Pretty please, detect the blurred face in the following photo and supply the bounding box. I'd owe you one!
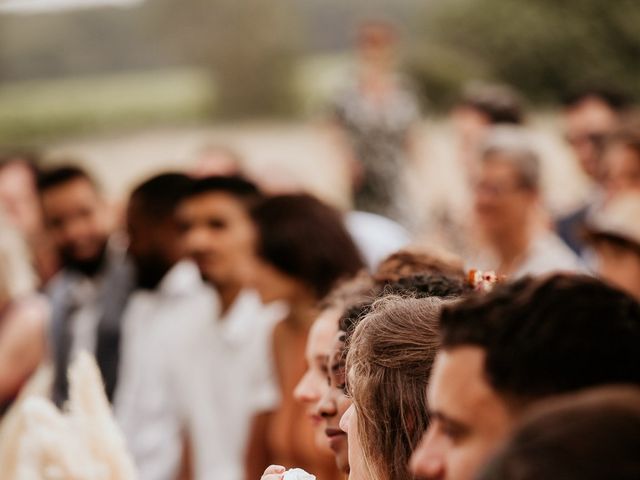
[357,24,395,64]
[178,192,255,287]
[318,332,352,473]
[41,178,109,271]
[452,106,491,151]
[0,161,42,236]
[340,403,367,480]
[474,157,536,238]
[294,309,340,450]
[563,97,618,180]
[602,144,640,198]
[127,199,183,286]
[595,241,640,300]
[410,347,515,480]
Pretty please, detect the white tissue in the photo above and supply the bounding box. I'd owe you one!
[283,468,316,480]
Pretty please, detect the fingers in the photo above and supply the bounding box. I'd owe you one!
[261,464,286,480]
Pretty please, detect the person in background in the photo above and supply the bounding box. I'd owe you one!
[556,89,628,254]
[341,295,447,480]
[113,173,208,480]
[470,127,582,277]
[329,20,421,227]
[172,176,286,480]
[409,274,640,480]
[245,194,364,480]
[585,192,640,300]
[0,213,48,417]
[477,386,640,480]
[0,151,58,284]
[38,165,133,407]
[426,83,524,256]
[452,83,524,177]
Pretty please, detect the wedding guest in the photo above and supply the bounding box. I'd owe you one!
[113,173,207,480]
[340,295,447,480]
[470,127,582,277]
[410,274,640,480]
[38,165,133,407]
[329,20,421,226]
[245,194,364,480]
[173,176,286,480]
[557,89,628,254]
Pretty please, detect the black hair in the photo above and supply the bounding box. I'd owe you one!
[440,274,640,403]
[339,273,470,343]
[130,172,193,222]
[250,193,365,299]
[37,165,98,193]
[181,175,262,208]
[458,84,524,125]
[562,88,630,112]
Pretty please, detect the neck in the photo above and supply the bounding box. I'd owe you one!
[491,225,531,275]
[286,295,317,331]
[217,282,243,315]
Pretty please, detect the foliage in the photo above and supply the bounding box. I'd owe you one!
[415,0,640,107]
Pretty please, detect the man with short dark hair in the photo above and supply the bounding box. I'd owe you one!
[409,273,640,480]
[39,165,133,406]
[168,175,286,480]
[113,172,211,480]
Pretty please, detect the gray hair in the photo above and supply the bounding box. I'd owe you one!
[481,126,541,190]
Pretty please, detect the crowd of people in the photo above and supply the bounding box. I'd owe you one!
[1,19,640,480]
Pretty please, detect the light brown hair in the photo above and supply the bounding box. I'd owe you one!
[346,295,447,480]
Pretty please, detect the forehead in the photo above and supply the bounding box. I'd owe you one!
[42,178,100,206]
[429,347,507,420]
[308,309,341,356]
[564,98,618,130]
[480,156,519,182]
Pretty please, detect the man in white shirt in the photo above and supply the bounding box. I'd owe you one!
[172,176,285,480]
[111,173,206,480]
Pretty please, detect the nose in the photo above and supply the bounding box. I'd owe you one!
[184,226,212,254]
[317,387,337,418]
[409,426,446,479]
[293,370,319,404]
[339,404,354,433]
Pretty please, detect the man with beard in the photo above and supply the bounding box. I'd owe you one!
[38,165,133,406]
[113,172,212,480]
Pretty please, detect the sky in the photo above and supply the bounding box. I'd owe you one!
[0,0,143,14]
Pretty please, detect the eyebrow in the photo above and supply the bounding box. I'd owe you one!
[428,410,467,429]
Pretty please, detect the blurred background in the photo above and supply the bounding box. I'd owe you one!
[2,0,640,212]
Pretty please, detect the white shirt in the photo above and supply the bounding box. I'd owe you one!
[345,211,411,271]
[470,231,585,279]
[114,261,214,480]
[168,289,286,480]
[511,231,585,279]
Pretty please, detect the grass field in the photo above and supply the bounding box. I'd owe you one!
[0,67,216,146]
